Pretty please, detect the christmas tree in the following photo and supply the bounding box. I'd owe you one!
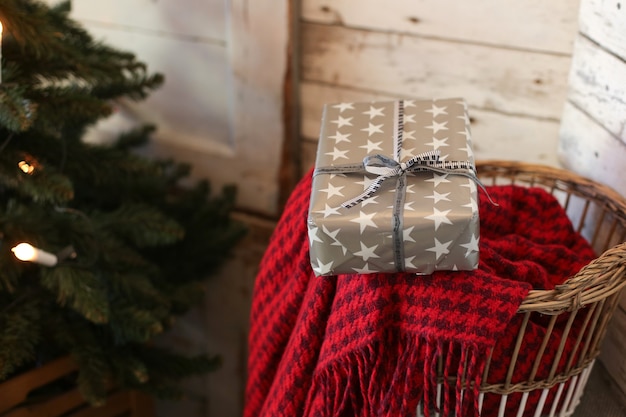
[0,0,245,405]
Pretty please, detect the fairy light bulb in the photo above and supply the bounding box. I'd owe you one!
[11,243,58,266]
[18,161,35,174]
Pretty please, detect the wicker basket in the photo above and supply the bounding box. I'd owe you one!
[417,161,626,417]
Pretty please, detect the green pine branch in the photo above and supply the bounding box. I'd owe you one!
[0,296,41,379]
[40,266,110,324]
[0,0,246,405]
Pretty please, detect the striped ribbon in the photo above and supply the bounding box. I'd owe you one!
[314,150,490,209]
[340,150,480,208]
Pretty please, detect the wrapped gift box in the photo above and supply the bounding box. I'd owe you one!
[307,98,480,276]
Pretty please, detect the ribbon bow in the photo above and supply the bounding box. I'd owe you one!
[340,150,492,209]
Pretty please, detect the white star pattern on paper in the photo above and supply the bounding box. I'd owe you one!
[315,204,341,218]
[427,238,452,260]
[356,175,376,190]
[425,137,449,148]
[457,127,471,139]
[325,147,349,161]
[457,112,470,125]
[328,131,351,144]
[404,114,416,124]
[354,242,380,261]
[404,201,415,211]
[313,259,334,275]
[350,210,378,233]
[363,105,385,119]
[320,183,345,198]
[361,195,380,207]
[405,184,417,194]
[463,197,478,213]
[333,102,354,112]
[425,120,448,133]
[329,173,346,180]
[308,226,323,244]
[426,104,448,118]
[331,116,353,128]
[404,100,416,107]
[322,225,348,255]
[425,207,453,230]
[425,191,451,204]
[403,226,416,242]
[359,140,383,153]
[353,263,377,274]
[403,130,416,140]
[425,173,451,187]
[461,178,477,194]
[458,143,474,158]
[460,234,480,257]
[361,123,384,136]
[404,256,418,269]
[400,147,417,160]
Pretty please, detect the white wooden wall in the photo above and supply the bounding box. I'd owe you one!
[70,0,290,217]
[298,0,625,403]
[299,0,581,171]
[560,0,626,400]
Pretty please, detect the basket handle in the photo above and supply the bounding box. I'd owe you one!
[554,242,626,308]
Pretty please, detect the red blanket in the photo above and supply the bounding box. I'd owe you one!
[244,171,596,417]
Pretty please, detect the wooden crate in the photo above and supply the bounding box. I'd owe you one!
[0,356,154,417]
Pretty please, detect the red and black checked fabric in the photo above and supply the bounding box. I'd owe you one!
[244,170,596,417]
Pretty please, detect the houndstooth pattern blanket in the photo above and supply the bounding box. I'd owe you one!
[244,170,596,417]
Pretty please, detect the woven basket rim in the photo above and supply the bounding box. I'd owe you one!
[476,160,626,314]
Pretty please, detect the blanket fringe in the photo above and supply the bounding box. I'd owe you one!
[303,331,488,417]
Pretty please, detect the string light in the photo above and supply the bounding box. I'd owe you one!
[11,243,58,266]
[18,161,35,174]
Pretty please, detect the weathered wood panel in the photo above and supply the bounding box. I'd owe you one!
[567,35,626,144]
[301,22,572,120]
[73,1,291,216]
[559,102,626,197]
[299,82,561,172]
[72,0,226,42]
[303,0,580,54]
[579,0,626,61]
[560,0,626,405]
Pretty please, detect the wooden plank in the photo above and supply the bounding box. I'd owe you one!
[226,0,290,215]
[299,81,561,170]
[579,0,626,62]
[68,391,131,417]
[558,102,626,197]
[79,24,232,154]
[0,356,77,414]
[302,0,580,55]
[3,388,84,417]
[78,1,291,216]
[301,22,572,120]
[71,0,226,43]
[129,391,155,417]
[567,35,626,145]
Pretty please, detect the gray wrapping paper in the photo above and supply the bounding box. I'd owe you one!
[308,98,479,276]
